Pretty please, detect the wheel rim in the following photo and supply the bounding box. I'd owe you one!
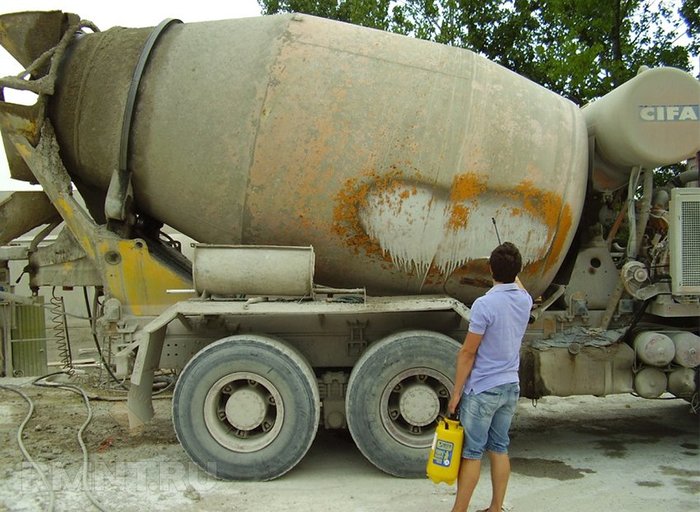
[379,367,451,448]
[203,372,284,453]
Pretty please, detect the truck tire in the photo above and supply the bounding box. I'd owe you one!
[172,334,320,481]
[346,330,460,477]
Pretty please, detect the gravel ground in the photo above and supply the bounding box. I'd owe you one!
[0,372,698,512]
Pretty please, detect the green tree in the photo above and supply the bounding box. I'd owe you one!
[258,0,694,104]
[259,0,392,29]
[530,0,692,103]
[680,0,699,55]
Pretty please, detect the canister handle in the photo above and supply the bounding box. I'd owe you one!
[438,413,460,428]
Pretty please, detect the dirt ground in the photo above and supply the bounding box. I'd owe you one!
[0,370,698,512]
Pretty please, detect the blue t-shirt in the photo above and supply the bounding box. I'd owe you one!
[464,282,533,395]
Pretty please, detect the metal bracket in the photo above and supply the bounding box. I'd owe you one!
[347,320,368,357]
[105,169,134,223]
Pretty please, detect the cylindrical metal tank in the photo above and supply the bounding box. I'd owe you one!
[633,367,667,399]
[667,367,696,398]
[48,13,588,302]
[192,245,315,296]
[633,331,676,367]
[584,67,700,169]
[583,67,700,191]
[669,331,700,368]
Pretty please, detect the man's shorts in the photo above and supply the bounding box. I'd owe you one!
[459,382,520,460]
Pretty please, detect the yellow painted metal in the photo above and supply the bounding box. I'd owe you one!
[97,239,194,316]
[6,126,193,317]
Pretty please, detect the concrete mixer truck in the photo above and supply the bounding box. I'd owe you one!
[0,10,699,481]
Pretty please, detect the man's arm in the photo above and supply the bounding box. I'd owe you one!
[447,331,483,415]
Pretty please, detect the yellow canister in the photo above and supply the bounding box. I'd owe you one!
[426,417,464,485]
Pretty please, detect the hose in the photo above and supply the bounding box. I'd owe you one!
[621,299,652,349]
[1,373,169,511]
[33,372,111,512]
[0,383,55,512]
[605,206,626,250]
[626,166,641,259]
[634,168,654,257]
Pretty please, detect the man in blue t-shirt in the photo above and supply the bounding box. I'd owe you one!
[447,242,533,512]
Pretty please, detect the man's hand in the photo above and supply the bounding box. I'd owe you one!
[447,394,460,416]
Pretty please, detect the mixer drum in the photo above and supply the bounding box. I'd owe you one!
[49,13,588,302]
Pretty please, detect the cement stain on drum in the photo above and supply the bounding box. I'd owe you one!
[510,457,595,480]
[333,168,572,281]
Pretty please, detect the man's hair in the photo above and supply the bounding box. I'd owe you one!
[489,242,522,283]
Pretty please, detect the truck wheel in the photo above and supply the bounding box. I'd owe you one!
[172,334,320,481]
[346,330,460,477]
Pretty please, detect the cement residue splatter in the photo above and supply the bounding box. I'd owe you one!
[577,418,683,462]
[660,466,700,495]
[636,480,663,488]
[595,439,628,459]
[672,478,700,495]
[510,458,595,480]
[660,466,700,478]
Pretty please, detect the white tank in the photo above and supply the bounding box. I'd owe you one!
[667,368,697,397]
[633,367,667,398]
[584,68,700,168]
[633,332,675,367]
[670,332,700,368]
